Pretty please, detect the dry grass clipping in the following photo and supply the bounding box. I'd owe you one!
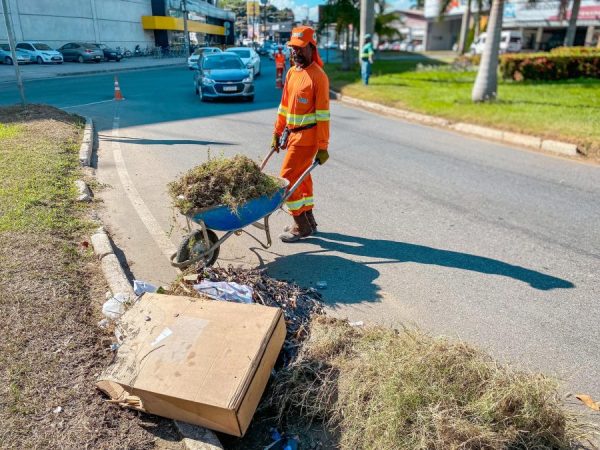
[168,154,282,214]
[267,317,592,450]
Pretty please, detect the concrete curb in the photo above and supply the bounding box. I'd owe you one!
[80,120,223,450]
[55,61,186,79]
[79,117,94,166]
[330,89,580,157]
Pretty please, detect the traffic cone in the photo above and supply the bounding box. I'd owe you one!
[114,76,124,101]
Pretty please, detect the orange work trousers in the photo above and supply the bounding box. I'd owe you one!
[280,144,317,216]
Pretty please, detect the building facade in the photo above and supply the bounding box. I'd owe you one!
[0,0,234,51]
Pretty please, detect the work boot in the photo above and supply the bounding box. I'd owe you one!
[284,209,318,233]
[279,212,312,243]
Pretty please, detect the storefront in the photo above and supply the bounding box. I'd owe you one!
[144,0,235,51]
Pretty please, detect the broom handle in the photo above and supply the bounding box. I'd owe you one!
[260,149,276,171]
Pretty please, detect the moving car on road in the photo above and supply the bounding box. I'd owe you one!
[0,44,31,65]
[470,31,522,55]
[16,42,63,64]
[225,47,261,76]
[187,46,222,69]
[58,42,104,63]
[193,52,254,102]
[92,43,122,62]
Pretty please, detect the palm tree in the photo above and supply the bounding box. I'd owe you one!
[471,0,503,101]
[561,0,582,47]
[438,0,488,55]
[375,0,400,42]
[320,0,359,70]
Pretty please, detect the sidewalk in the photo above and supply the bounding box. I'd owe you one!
[0,56,186,83]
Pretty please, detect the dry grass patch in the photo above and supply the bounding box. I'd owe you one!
[267,317,593,450]
[0,105,178,449]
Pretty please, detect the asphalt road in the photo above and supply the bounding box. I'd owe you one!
[1,60,599,404]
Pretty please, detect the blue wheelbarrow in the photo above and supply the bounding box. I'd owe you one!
[170,150,318,269]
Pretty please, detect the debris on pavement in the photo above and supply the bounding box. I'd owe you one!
[101,292,129,320]
[133,279,157,296]
[97,293,286,437]
[576,394,600,411]
[52,406,62,414]
[170,265,324,363]
[168,154,283,213]
[193,280,254,303]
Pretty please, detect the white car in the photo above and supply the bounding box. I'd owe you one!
[16,41,63,64]
[470,31,522,55]
[187,47,222,69]
[226,47,261,76]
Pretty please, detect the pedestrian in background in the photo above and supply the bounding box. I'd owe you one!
[361,34,374,85]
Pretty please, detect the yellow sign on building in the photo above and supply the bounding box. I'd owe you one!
[247,1,260,17]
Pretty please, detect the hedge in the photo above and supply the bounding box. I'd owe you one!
[500,51,600,81]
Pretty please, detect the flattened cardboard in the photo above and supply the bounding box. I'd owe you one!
[97,293,286,436]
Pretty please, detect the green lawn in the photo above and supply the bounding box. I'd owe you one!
[326,59,600,158]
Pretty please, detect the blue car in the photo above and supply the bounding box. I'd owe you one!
[0,44,31,65]
[194,53,254,102]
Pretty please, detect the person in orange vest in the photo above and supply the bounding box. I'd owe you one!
[274,45,286,88]
[271,26,330,243]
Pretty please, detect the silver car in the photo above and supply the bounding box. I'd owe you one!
[194,53,254,102]
[0,44,31,65]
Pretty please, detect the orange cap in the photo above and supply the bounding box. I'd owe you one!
[287,26,316,48]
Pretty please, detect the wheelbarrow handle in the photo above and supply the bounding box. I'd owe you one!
[282,160,319,203]
[260,148,276,171]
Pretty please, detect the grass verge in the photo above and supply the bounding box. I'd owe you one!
[0,105,178,449]
[326,59,600,159]
[264,317,594,449]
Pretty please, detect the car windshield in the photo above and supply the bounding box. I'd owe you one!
[229,49,251,58]
[33,43,52,50]
[203,55,243,70]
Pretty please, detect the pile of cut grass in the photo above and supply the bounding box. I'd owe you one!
[168,154,282,214]
[267,317,590,449]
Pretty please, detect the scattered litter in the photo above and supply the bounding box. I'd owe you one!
[133,280,157,296]
[53,406,62,414]
[576,394,600,411]
[316,281,327,290]
[264,429,300,450]
[81,241,89,249]
[193,281,254,304]
[150,327,173,346]
[97,318,109,329]
[114,327,124,343]
[172,266,324,364]
[183,274,198,282]
[349,320,364,327]
[102,293,129,320]
[145,316,151,321]
[109,343,120,352]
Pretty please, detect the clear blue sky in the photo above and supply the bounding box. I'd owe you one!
[270,0,413,22]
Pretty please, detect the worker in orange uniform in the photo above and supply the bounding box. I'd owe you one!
[271,26,330,243]
[274,45,286,88]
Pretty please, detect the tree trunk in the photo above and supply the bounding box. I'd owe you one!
[472,0,503,101]
[342,26,351,70]
[458,0,472,54]
[564,0,581,47]
[474,9,480,37]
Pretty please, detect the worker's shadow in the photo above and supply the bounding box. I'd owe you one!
[265,231,574,306]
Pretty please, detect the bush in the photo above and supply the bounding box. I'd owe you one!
[550,46,600,56]
[501,51,600,81]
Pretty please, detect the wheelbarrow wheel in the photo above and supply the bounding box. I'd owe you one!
[175,229,220,268]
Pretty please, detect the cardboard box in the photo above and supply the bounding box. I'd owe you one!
[97,293,286,436]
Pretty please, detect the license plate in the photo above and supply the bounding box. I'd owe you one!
[52,57,61,60]
[222,86,237,92]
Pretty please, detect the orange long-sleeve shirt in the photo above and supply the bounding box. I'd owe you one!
[274,62,330,150]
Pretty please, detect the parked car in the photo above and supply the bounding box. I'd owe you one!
[187,46,222,69]
[470,31,522,55]
[0,44,31,65]
[92,43,122,62]
[194,52,254,102]
[226,47,261,76]
[58,42,104,63]
[16,41,63,64]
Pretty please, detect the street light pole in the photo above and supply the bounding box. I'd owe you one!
[359,0,375,62]
[1,0,25,105]
[182,0,190,55]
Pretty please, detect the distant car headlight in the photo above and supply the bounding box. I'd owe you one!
[202,77,215,85]
[246,63,253,69]
[243,76,253,83]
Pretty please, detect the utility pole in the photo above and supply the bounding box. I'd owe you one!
[182,0,190,55]
[1,0,25,105]
[359,0,375,63]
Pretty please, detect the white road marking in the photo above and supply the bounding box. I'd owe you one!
[111,112,177,261]
[62,99,115,109]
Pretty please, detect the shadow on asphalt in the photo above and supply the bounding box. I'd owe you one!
[265,231,574,305]
[102,135,237,146]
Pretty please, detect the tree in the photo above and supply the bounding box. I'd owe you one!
[471,0,503,101]
[374,0,400,41]
[320,0,360,70]
[561,0,581,47]
[438,0,488,54]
